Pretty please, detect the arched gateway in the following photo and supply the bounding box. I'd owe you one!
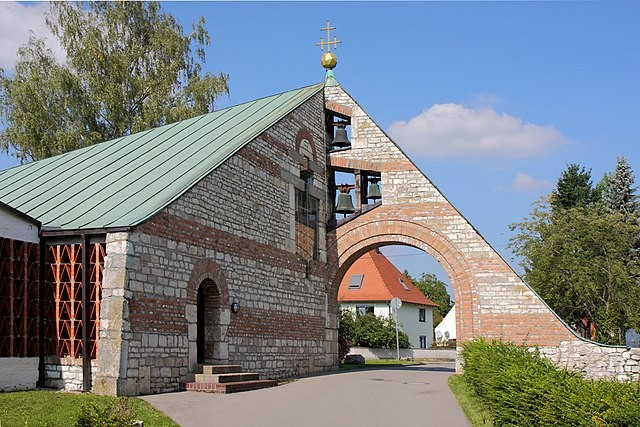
[323,83,637,380]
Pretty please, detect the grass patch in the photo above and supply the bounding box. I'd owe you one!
[448,375,494,427]
[339,359,424,370]
[0,390,177,427]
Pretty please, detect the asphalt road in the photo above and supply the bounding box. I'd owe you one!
[143,362,470,427]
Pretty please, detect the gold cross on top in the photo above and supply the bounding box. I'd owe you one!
[316,20,341,52]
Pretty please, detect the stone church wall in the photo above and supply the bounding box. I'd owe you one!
[94,91,333,395]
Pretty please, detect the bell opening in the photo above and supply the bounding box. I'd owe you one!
[331,122,351,150]
[335,185,356,216]
[366,177,382,201]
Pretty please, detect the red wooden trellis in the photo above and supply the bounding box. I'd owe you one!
[0,237,39,357]
[89,243,105,359]
[45,242,104,359]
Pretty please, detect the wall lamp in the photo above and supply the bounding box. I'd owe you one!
[231,301,240,313]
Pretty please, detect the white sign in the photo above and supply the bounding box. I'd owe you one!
[391,297,402,311]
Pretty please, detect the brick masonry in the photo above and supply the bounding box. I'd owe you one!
[94,91,334,395]
[90,82,637,396]
[323,83,639,382]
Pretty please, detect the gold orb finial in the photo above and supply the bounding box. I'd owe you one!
[321,52,337,69]
[316,20,341,70]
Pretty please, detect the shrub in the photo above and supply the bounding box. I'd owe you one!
[339,310,410,351]
[76,398,136,427]
[338,309,355,361]
[461,340,640,426]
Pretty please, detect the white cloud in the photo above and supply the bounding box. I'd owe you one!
[387,103,568,160]
[0,2,65,70]
[506,172,551,192]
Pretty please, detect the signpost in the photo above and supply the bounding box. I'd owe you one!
[390,297,402,360]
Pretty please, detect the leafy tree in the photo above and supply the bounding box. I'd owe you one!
[510,200,640,344]
[339,310,409,349]
[403,269,452,325]
[602,156,640,216]
[0,1,229,162]
[338,308,355,361]
[550,163,599,213]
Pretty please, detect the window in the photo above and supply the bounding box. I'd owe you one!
[295,181,319,262]
[419,335,427,349]
[356,305,374,316]
[398,277,410,291]
[419,308,426,322]
[348,274,364,289]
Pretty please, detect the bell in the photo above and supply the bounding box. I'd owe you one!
[367,178,382,201]
[335,188,355,215]
[331,124,351,149]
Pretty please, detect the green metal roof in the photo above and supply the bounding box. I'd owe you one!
[0,82,323,231]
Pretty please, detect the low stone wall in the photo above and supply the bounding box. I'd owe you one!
[0,357,39,391]
[540,340,640,382]
[349,347,456,361]
[45,357,97,391]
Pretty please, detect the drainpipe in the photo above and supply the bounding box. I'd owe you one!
[81,234,91,391]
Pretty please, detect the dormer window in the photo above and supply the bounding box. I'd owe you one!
[348,274,364,289]
[398,277,410,291]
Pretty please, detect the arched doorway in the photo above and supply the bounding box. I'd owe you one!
[186,259,231,370]
[194,278,226,365]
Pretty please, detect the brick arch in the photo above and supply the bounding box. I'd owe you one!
[326,219,478,343]
[295,128,317,162]
[186,259,230,368]
[187,259,230,306]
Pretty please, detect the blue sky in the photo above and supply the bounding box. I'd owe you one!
[1,1,639,297]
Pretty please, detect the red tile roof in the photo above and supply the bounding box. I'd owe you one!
[338,249,438,306]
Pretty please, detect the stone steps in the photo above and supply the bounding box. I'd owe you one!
[194,372,259,383]
[185,379,278,394]
[185,364,277,394]
[195,364,243,375]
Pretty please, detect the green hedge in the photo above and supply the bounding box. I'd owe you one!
[461,340,640,426]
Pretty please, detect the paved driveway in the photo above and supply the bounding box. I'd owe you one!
[143,362,469,427]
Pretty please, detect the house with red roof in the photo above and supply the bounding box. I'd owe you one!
[338,249,439,349]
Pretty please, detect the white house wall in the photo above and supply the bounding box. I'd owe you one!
[397,303,434,348]
[0,206,38,243]
[0,357,39,391]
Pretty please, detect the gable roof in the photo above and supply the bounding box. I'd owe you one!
[0,83,323,231]
[338,249,438,306]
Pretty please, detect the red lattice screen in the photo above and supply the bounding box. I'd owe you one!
[89,243,105,359]
[45,242,104,359]
[0,237,40,357]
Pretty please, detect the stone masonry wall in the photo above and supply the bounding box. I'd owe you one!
[324,84,639,381]
[44,357,97,391]
[95,91,334,395]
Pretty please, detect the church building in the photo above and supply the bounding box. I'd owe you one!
[1,24,638,395]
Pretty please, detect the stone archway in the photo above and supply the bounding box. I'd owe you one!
[325,218,482,372]
[326,219,477,335]
[324,206,581,371]
[186,259,230,370]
